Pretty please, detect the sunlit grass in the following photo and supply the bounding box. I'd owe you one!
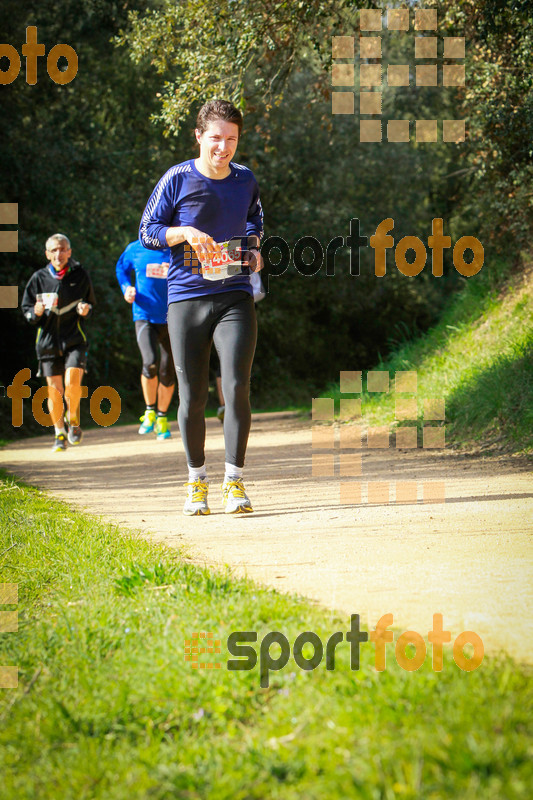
[1,470,532,798]
[327,257,533,454]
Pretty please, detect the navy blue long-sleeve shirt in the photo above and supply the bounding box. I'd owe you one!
[139,159,263,303]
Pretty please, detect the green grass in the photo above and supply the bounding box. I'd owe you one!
[326,256,533,455]
[1,470,532,799]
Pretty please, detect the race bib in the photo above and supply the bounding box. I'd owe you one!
[36,292,58,310]
[201,240,243,281]
[146,262,169,279]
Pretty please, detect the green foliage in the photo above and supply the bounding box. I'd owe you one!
[1,0,531,433]
[0,0,181,431]
[116,0,357,134]
[1,470,532,798]
[440,0,533,251]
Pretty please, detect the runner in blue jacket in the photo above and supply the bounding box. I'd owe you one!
[116,240,175,439]
[139,99,263,515]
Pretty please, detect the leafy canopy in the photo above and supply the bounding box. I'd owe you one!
[116,0,359,134]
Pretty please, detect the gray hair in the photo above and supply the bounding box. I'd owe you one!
[46,233,71,250]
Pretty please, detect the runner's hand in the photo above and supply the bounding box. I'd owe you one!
[243,248,263,273]
[34,301,45,316]
[77,302,91,316]
[124,286,136,303]
[185,227,223,263]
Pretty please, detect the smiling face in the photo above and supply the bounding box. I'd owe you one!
[45,238,71,270]
[195,119,239,178]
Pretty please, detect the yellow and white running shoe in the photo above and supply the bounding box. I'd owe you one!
[221,478,254,514]
[183,478,210,516]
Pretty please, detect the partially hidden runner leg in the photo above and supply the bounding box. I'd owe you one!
[154,324,176,440]
[65,366,85,444]
[136,320,158,434]
[45,371,67,451]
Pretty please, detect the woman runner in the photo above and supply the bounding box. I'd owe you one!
[139,99,263,515]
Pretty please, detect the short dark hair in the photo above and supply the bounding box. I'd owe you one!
[195,99,243,137]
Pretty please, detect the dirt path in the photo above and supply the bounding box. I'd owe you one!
[2,412,532,664]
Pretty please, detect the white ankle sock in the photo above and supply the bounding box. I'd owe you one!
[54,425,67,436]
[188,464,207,481]
[225,463,243,481]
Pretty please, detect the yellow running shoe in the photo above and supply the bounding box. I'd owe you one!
[183,478,210,516]
[221,478,254,514]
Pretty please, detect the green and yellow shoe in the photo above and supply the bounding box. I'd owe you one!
[155,415,171,440]
[138,409,156,434]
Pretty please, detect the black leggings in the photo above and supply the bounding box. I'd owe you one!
[134,320,175,386]
[167,290,257,468]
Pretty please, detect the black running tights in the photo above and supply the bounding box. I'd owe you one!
[167,290,257,468]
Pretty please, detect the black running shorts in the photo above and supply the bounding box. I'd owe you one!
[39,346,87,377]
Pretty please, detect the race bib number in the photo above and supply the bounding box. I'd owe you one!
[36,292,58,310]
[202,240,243,281]
[146,262,169,279]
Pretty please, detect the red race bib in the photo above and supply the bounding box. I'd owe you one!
[146,262,169,279]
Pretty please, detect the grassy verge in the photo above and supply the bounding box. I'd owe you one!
[326,256,533,455]
[1,470,531,799]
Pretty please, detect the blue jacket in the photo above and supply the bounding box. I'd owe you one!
[116,240,171,324]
